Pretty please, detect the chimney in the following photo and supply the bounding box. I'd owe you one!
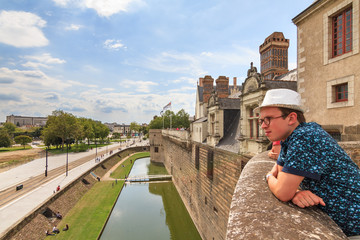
[199,77,204,87]
[233,77,237,87]
[216,76,229,99]
[202,75,214,103]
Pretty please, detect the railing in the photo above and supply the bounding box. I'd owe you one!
[125,175,172,183]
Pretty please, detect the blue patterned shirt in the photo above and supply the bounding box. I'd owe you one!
[277,122,360,236]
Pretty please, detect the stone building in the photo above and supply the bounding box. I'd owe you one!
[239,63,297,156]
[293,0,360,141]
[6,114,47,127]
[259,32,290,80]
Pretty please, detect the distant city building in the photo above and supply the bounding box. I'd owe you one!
[259,32,289,80]
[6,114,47,127]
[293,0,360,141]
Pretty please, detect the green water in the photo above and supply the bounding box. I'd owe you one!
[99,158,201,240]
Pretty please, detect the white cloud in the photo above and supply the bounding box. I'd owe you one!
[21,53,66,69]
[119,80,158,93]
[52,0,72,7]
[0,67,71,90]
[139,46,258,78]
[0,11,48,48]
[84,0,145,17]
[104,39,126,51]
[65,24,83,31]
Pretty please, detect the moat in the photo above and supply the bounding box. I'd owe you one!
[99,157,201,240]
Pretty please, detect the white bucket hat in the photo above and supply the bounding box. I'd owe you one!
[254,89,304,113]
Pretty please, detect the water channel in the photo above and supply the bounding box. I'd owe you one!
[99,157,201,240]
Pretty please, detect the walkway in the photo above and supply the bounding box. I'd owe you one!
[0,139,149,238]
[101,153,136,181]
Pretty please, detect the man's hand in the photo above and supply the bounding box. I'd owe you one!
[268,163,279,178]
[291,190,326,208]
[268,151,279,160]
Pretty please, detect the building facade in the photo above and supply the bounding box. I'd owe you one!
[191,75,241,147]
[293,0,360,141]
[6,115,47,127]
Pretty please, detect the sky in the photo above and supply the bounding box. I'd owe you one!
[0,0,315,124]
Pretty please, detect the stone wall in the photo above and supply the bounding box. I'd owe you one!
[340,141,360,167]
[150,130,249,240]
[226,152,347,239]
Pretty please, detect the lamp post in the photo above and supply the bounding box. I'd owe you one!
[66,141,69,176]
[45,147,48,177]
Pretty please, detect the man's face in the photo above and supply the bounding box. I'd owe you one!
[259,107,293,142]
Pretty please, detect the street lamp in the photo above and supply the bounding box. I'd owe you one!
[45,147,48,177]
[66,140,69,176]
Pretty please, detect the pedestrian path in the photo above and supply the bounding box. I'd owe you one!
[0,139,149,238]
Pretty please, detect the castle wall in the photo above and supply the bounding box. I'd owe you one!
[150,129,249,240]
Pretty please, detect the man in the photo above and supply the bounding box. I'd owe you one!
[257,89,360,237]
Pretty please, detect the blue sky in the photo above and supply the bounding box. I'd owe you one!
[0,0,314,124]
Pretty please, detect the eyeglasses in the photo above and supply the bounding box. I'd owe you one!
[258,115,285,126]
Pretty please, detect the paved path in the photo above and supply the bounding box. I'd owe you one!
[0,139,149,238]
[101,153,136,181]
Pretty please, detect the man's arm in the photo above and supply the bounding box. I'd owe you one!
[267,164,303,202]
[266,163,326,207]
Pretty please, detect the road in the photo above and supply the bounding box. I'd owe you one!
[0,138,149,238]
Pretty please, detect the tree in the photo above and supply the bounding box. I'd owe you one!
[42,127,61,148]
[98,123,110,143]
[79,118,95,145]
[43,110,78,150]
[2,122,16,136]
[148,115,163,129]
[14,135,32,149]
[174,109,190,128]
[148,109,190,129]
[0,129,12,147]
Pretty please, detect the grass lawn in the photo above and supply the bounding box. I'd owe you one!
[47,143,110,155]
[110,152,150,179]
[0,145,32,152]
[48,181,124,240]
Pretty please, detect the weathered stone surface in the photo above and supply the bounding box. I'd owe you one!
[226,151,347,240]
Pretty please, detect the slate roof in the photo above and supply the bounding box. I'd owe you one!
[218,98,240,110]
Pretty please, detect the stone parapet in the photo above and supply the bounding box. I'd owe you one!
[161,129,190,142]
[340,141,360,167]
[226,151,347,240]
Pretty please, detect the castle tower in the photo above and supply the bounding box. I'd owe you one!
[259,32,289,80]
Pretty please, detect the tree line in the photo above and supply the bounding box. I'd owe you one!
[0,110,109,151]
[42,110,109,150]
[148,109,190,129]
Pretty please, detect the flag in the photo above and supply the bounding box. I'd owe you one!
[163,102,171,111]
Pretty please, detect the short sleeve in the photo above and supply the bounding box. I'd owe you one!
[281,128,325,180]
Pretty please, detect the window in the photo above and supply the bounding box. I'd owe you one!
[327,75,354,109]
[207,150,214,180]
[324,1,359,65]
[248,108,259,139]
[154,147,158,153]
[195,146,200,170]
[333,8,352,57]
[335,83,348,102]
